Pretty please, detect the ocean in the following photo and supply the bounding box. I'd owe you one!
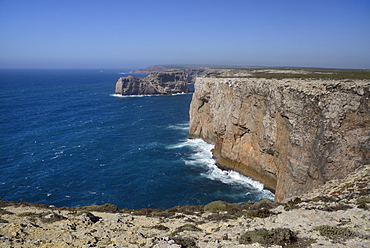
[0,69,273,209]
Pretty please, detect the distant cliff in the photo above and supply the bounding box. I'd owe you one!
[115,71,188,95]
[135,65,231,84]
[189,76,370,202]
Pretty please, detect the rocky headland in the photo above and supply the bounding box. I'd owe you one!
[135,65,232,84]
[115,71,189,95]
[189,74,370,202]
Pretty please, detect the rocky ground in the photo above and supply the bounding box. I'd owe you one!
[1,164,369,248]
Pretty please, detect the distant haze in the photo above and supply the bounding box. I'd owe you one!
[1,0,369,69]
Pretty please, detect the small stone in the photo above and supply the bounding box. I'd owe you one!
[332,216,341,222]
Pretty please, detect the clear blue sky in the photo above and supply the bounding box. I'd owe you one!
[1,0,369,69]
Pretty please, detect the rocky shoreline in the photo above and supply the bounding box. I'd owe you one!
[1,164,369,247]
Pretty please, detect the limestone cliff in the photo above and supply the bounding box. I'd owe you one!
[189,77,370,202]
[115,71,188,95]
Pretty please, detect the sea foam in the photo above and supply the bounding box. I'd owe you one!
[110,92,190,98]
[167,122,191,132]
[110,94,147,98]
[168,137,274,200]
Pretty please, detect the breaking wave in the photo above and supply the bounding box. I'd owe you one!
[168,138,274,200]
[167,123,190,132]
[110,94,149,98]
[110,92,191,98]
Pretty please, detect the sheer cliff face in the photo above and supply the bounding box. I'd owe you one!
[115,71,188,95]
[189,77,370,202]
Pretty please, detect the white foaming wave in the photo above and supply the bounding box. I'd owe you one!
[261,189,275,199]
[171,92,192,96]
[110,92,190,98]
[146,141,164,149]
[167,122,189,131]
[110,94,147,98]
[203,165,264,191]
[167,138,213,151]
[170,139,268,192]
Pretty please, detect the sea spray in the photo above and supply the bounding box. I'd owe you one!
[167,137,274,201]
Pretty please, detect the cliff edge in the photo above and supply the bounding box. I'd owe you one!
[189,76,370,202]
[1,165,369,247]
[115,71,189,95]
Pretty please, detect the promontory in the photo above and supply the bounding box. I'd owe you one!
[115,71,189,95]
[189,69,370,202]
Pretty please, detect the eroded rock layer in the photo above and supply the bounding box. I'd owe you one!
[189,77,370,202]
[115,71,189,95]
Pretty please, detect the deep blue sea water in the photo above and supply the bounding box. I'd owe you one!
[0,69,273,209]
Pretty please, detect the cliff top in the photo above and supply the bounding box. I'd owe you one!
[199,76,370,96]
[1,165,369,247]
[216,68,370,80]
[135,64,244,73]
[136,65,370,80]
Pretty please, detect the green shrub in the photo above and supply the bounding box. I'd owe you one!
[357,203,368,209]
[314,225,354,241]
[204,201,231,212]
[17,212,34,217]
[245,208,273,218]
[84,203,119,213]
[249,198,277,210]
[18,211,66,223]
[357,197,370,204]
[175,224,201,232]
[171,236,198,248]
[172,224,201,236]
[152,224,169,231]
[40,212,66,223]
[239,228,297,246]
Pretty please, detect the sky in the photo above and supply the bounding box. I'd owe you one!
[1,0,370,69]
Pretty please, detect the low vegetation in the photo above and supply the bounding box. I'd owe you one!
[245,208,274,218]
[17,211,66,223]
[250,68,370,80]
[314,225,355,242]
[357,197,370,210]
[239,228,297,246]
[173,224,201,235]
[211,68,370,80]
[83,203,119,213]
[171,236,198,248]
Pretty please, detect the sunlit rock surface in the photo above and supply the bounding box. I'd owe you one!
[189,76,370,202]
